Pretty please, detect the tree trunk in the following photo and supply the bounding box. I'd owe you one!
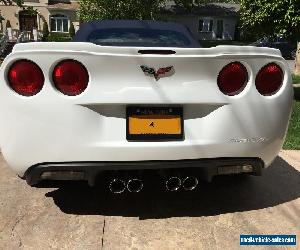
[295,42,300,76]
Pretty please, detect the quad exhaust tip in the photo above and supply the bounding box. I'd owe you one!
[127,179,143,193]
[166,176,198,191]
[166,176,182,191]
[182,176,198,191]
[110,176,198,193]
[109,178,126,194]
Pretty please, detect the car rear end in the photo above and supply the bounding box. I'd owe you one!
[0,42,293,188]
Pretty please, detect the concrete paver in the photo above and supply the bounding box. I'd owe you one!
[0,160,105,250]
[0,151,299,249]
[101,151,300,250]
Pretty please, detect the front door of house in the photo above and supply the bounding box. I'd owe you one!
[19,10,37,31]
[216,20,223,39]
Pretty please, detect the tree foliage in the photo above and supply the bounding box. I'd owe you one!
[69,22,75,38]
[174,0,196,13]
[174,0,240,13]
[239,0,300,41]
[78,0,167,22]
[0,0,23,7]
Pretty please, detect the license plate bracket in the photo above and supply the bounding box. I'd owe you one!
[126,106,184,141]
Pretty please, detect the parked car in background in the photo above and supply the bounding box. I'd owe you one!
[250,37,297,60]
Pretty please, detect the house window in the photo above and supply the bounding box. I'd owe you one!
[199,19,213,32]
[50,14,69,32]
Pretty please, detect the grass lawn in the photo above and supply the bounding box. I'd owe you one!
[283,100,300,149]
[284,76,300,149]
[292,74,300,84]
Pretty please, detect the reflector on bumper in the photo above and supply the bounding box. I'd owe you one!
[217,165,254,175]
[40,171,85,181]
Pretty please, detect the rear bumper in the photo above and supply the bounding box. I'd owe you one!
[24,157,264,186]
[0,102,290,175]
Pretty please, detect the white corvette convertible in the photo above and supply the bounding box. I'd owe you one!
[0,20,293,193]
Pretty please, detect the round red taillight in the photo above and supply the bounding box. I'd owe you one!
[255,63,283,96]
[53,60,89,96]
[7,60,44,96]
[217,62,248,96]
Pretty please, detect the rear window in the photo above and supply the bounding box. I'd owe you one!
[87,28,191,47]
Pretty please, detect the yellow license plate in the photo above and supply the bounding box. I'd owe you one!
[126,107,183,140]
[129,115,181,135]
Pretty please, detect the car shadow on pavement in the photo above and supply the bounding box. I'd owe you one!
[44,156,300,219]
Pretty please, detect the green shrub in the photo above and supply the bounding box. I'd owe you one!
[42,22,49,41]
[294,87,300,100]
[69,22,75,38]
[47,32,72,42]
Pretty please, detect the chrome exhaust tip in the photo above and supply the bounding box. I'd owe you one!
[127,179,143,193]
[109,178,126,194]
[166,177,182,191]
[182,176,198,191]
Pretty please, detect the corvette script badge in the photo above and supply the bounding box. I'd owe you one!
[140,65,174,80]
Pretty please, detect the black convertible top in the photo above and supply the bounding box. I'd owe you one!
[74,20,200,48]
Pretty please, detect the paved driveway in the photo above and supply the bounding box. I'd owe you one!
[0,151,299,249]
